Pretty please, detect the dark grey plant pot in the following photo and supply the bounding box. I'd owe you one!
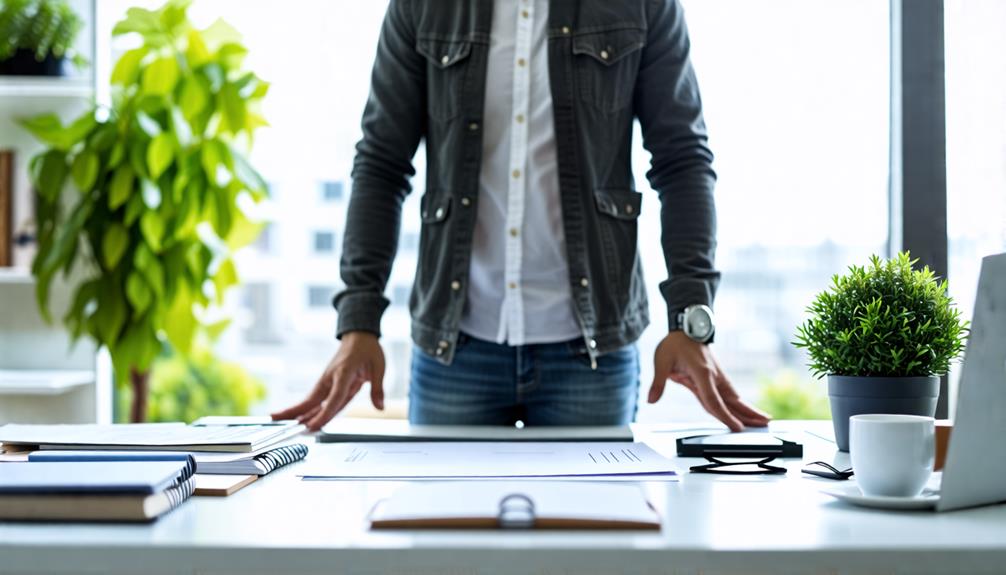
[828,375,940,452]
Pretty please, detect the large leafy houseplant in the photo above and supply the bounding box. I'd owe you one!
[793,252,968,450]
[0,0,87,75]
[22,0,269,421]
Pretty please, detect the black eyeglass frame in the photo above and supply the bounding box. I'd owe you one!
[689,456,788,476]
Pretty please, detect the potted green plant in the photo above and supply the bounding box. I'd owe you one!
[20,0,269,421]
[794,252,969,451]
[0,0,87,76]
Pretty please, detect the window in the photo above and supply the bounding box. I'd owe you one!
[313,231,336,254]
[307,286,337,309]
[945,0,1006,409]
[632,0,891,422]
[321,181,344,203]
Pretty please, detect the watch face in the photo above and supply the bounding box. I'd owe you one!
[685,305,714,340]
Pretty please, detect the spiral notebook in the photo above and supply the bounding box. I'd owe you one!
[0,460,195,522]
[28,443,309,476]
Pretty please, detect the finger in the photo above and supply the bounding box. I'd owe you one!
[648,371,667,403]
[370,360,386,410]
[715,371,771,425]
[305,370,353,431]
[296,404,323,425]
[693,368,743,432]
[332,375,366,415]
[271,379,328,421]
[724,396,772,427]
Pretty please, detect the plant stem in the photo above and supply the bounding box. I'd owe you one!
[129,368,149,423]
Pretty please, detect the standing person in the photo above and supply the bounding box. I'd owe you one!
[274,0,770,432]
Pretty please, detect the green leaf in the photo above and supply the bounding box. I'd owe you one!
[213,258,238,304]
[218,43,249,70]
[219,82,246,135]
[179,77,209,122]
[201,139,228,186]
[94,277,127,348]
[140,210,165,252]
[134,243,166,297]
[19,114,65,147]
[186,29,210,67]
[126,272,153,314]
[200,18,241,53]
[71,150,99,191]
[147,133,174,179]
[111,47,148,86]
[102,223,129,269]
[163,280,197,354]
[142,56,180,96]
[124,193,145,226]
[109,165,135,209]
[34,150,68,202]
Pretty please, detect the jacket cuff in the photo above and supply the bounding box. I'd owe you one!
[660,278,715,332]
[334,291,390,339]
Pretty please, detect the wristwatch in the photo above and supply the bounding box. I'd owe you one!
[673,304,716,343]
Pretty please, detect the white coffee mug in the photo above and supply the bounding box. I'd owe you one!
[849,414,935,498]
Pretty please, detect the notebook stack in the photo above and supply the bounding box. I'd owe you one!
[0,458,195,522]
[0,418,310,500]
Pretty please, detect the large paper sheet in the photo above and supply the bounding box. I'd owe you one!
[299,442,677,480]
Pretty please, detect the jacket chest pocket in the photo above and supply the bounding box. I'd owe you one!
[417,37,473,121]
[572,28,646,114]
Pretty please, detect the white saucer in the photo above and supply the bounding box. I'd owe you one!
[822,484,940,510]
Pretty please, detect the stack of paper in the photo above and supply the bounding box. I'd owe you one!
[0,420,304,453]
[300,442,678,481]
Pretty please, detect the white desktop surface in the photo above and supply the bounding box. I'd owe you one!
[1,421,1004,575]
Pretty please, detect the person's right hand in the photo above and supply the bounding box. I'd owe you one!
[271,331,385,431]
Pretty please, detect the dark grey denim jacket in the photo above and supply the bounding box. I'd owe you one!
[334,0,720,366]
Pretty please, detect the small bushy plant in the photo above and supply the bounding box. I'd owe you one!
[0,0,86,67]
[794,252,968,378]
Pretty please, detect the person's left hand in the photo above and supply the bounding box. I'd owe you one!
[648,331,771,432]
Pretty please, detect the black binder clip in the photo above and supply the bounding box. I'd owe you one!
[498,493,536,529]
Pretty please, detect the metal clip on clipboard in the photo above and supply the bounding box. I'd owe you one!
[497,493,536,529]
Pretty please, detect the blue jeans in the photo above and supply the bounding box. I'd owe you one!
[409,333,640,425]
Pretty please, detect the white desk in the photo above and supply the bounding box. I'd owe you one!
[1,422,1004,575]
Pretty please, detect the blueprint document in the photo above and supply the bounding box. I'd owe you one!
[299,442,678,480]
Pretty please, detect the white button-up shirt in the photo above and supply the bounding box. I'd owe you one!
[459,0,581,346]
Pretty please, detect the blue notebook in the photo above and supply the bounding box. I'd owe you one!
[0,461,191,495]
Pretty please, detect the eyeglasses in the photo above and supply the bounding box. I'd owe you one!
[801,461,854,480]
[689,456,788,475]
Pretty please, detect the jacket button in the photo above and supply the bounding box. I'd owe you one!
[588,339,597,350]
[600,50,609,60]
[561,26,571,35]
[438,340,450,349]
[625,204,634,214]
[461,197,471,207]
[451,280,461,291]
[468,122,480,131]
[580,278,589,288]
[435,207,445,219]
[435,348,445,356]
[441,55,450,65]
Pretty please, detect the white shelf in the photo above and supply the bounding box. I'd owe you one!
[0,370,94,396]
[0,268,33,284]
[0,77,93,100]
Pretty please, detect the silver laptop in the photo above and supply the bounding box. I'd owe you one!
[937,252,1006,512]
